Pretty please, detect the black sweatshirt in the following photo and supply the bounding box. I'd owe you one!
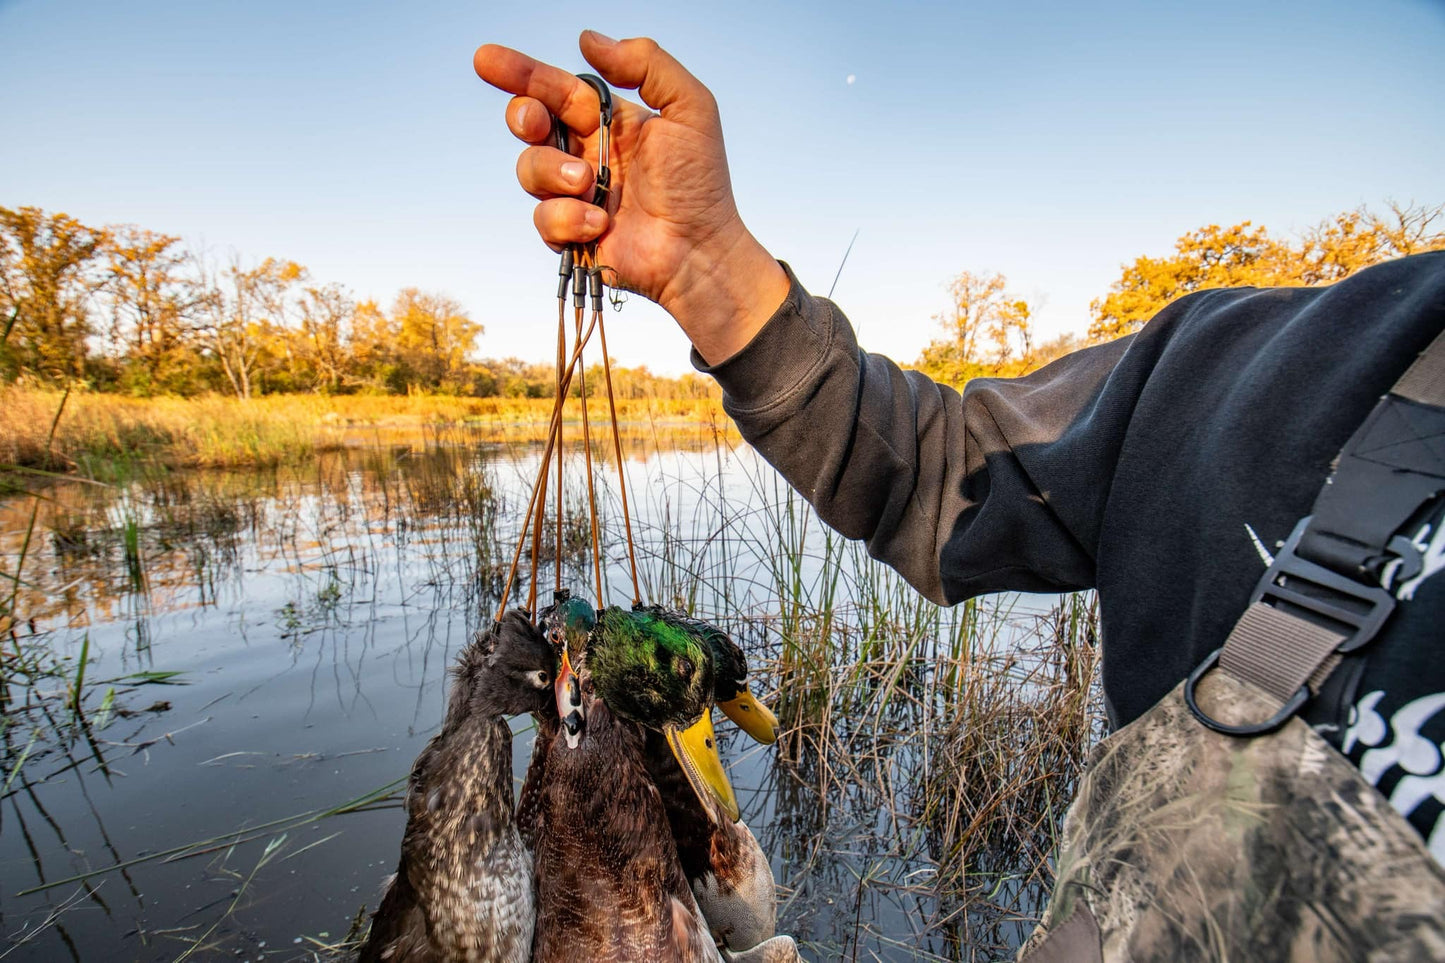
[696,251,1445,860]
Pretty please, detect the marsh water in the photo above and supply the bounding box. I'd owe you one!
[0,429,1098,962]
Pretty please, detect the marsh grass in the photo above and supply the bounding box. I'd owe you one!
[2,414,1102,960]
[0,386,733,473]
[613,439,1105,958]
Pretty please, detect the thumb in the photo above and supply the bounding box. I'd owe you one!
[579,31,718,122]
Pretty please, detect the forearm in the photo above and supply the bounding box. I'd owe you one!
[696,265,1127,603]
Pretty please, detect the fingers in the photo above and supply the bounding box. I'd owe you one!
[506,96,554,145]
[473,43,603,133]
[515,146,595,200]
[578,31,717,122]
[533,198,608,250]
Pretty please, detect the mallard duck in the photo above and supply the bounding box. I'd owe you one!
[542,596,789,955]
[628,611,782,953]
[528,606,720,961]
[359,610,553,963]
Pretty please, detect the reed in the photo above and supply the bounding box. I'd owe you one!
[0,386,733,474]
[1,418,1102,960]
[613,438,1104,957]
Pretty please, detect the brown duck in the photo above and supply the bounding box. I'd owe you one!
[359,610,553,963]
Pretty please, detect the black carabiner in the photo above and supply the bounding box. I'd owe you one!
[549,72,614,311]
[575,73,612,209]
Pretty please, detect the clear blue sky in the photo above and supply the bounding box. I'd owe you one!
[3,0,1441,374]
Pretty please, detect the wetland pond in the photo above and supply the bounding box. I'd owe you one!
[1,428,1101,962]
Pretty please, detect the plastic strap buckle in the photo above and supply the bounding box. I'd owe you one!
[1184,516,1396,737]
[1254,516,1396,653]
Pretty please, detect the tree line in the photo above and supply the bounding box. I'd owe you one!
[0,206,719,401]
[4,202,1440,398]
[913,201,1444,384]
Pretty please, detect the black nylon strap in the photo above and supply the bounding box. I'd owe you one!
[1298,343,1445,582]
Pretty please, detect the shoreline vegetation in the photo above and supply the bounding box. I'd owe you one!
[0,387,736,474]
[2,201,1439,479]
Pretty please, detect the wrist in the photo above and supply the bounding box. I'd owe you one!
[661,222,789,366]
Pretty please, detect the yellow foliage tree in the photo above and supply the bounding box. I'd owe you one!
[293,282,353,393]
[198,255,307,399]
[915,270,1035,384]
[1089,202,1445,341]
[0,206,109,382]
[105,226,207,393]
[391,288,482,391]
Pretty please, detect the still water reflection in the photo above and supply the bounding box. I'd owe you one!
[0,436,1095,961]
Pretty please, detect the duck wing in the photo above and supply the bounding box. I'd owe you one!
[672,893,727,963]
[357,868,439,963]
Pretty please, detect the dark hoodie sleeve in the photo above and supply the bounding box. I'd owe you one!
[694,263,1143,604]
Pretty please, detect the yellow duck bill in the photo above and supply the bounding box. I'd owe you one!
[664,712,740,823]
[717,687,780,745]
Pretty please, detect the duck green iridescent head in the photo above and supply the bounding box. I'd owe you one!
[686,617,780,746]
[586,605,739,822]
[587,606,714,730]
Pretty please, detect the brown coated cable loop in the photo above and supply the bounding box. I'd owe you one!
[555,299,566,594]
[596,306,641,605]
[527,401,554,615]
[496,310,599,621]
[575,307,605,606]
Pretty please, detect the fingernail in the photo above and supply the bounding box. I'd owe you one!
[515,101,533,131]
[584,208,606,232]
[586,30,617,47]
[561,161,588,186]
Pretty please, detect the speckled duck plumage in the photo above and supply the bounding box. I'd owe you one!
[358,610,552,963]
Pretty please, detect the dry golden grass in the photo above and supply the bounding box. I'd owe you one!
[0,387,732,473]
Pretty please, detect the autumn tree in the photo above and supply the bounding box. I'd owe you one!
[1295,202,1445,284]
[343,299,399,390]
[292,282,354,393]
[1087,222,1282,341]
[198,255,306,399]
[915,270,1035,384]
[104,226,209,393]
[1089,202,1445,341]
[391,288,481,391]
[0,206,109,383]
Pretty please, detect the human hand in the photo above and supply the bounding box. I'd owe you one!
[473,32,789,364]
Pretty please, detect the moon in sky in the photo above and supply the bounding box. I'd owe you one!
[846,74,856,85]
